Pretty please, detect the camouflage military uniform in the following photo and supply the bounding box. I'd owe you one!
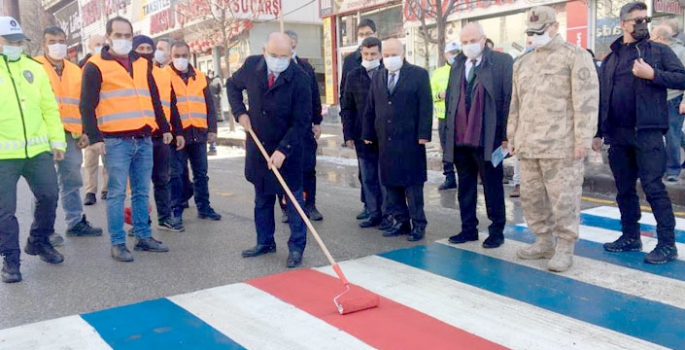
[508,34,599,243]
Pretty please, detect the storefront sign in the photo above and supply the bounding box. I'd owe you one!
[81,0,131,27]
[566,0,588,48]
[150,7,175,35]
[654,0,682,14]
[55,1,82,48]
[404,0,515,21]
[323,17,335,105]
[319,0,395,17]
[142,0,171,17]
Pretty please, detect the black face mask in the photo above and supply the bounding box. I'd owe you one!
[632,22,650,41]
[140,53,154,61]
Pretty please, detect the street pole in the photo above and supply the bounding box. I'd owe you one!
[4,0,20,19]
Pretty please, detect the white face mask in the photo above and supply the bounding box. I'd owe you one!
[462,42,483,59]
[292,50,297,59]
[383,56,403,72]
[530,32,553,49]
[447,55,456,65]
[173,57,189,71]
[154,50,167,64]
[93,45,103,54]
[47,43,67,61]
[111,39,132,56]
[265,54,290,73]
[2,44,23,61]
[361,58,381,70]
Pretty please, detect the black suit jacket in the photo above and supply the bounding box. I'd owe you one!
[444,47,513,162]
[362,62,433,187]
[339,49,361,116]
[295,57,323,125]
[341,66,381,157]
[226,55,312,194]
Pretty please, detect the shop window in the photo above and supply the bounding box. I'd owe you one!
[594,0,634,59]
[338,5,406,49]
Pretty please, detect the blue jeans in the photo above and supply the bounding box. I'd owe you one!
[358,152,386,219]
[171,142,210,213]
[666,96,684,177]
[104,137,153,245]
[254,187,307,253]
[56,132,84,229]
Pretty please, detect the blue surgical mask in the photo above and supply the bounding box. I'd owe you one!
[525,46,534,53]
[265,54,290,73]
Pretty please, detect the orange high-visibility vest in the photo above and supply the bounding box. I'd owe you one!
[35,55,82,134]
[88,55,158,133]
[167,66,208,129]
[152,65,171,122]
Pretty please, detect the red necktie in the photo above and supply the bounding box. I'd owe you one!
[268,72,275,88]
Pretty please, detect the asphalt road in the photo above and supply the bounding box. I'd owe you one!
[0,145,603,329]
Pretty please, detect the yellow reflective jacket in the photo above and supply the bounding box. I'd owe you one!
[0,54,65,160]
[430,64,451,120]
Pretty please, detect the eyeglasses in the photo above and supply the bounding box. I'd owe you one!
[626,16,651,24]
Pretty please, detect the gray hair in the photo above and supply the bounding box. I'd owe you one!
[284,30,298,42]
[654,26,674,43]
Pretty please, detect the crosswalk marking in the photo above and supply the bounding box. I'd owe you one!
[1,205,684,349]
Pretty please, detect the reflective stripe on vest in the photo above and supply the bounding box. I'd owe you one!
[0,135,49,151]
[167,66,208,130]
[88,56,158,133]
[35,56,82,134]
[152,66,172,122]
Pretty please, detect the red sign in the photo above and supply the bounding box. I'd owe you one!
[176,0,281,26]
[654,0,682,14]
[566,1,588,48]
[150,8,176,35]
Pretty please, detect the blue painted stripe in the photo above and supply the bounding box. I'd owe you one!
[380,244,685,349]
[581,213,685,243]
[80,298,245,350]
[506,225,685,282]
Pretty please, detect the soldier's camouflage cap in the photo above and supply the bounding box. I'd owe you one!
[525,6,557,35]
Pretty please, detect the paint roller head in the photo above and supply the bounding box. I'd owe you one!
[334,285,381,315]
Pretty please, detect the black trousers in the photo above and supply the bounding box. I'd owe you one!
[303,132,317,206]
[152,137,171,222]
[438,119,455,177]
[255,187,307,253]
[608,129,675,245]
[0,152,59,254]
[386,185,426,229]
[452,146,506,236]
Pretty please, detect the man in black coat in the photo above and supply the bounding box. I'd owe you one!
[278,30,324,222]
[226,32,311,268]
[444,23,513,249]
[340,18,377,221]
[593,2,685,265]
[362,38,432,242]
[342,37,391,230]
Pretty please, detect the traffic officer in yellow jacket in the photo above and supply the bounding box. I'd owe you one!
[132,35,185,232]
[0,17,67,283]
[431,41,460,191]
[166,41,220,226]
[81,17,177,263]
[36,26,103,246]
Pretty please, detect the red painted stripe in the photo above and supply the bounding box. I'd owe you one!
[248,269,507,350]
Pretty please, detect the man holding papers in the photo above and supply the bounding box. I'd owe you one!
[443,23,513,249]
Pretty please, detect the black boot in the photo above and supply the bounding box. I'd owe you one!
[1,250,21,283]
[66,215,103,237]
[438,174,457,191]
[24,237,64,264]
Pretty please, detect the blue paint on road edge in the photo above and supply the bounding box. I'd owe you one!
[380,243,685,350]
[80,298,245,350]
[505,225,685,282]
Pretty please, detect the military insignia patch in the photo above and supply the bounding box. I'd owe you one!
[530,12,539,22]
[578,67,590,80]
[23,70,34,84]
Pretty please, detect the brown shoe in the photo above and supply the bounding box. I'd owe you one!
[510,185,520,198]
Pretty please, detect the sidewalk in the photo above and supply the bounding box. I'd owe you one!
[216,121,685,206]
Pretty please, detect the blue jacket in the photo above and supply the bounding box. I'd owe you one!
[598,37,685,137]
[226,55,311,194]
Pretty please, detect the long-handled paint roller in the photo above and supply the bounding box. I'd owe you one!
[247,128,380,315]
